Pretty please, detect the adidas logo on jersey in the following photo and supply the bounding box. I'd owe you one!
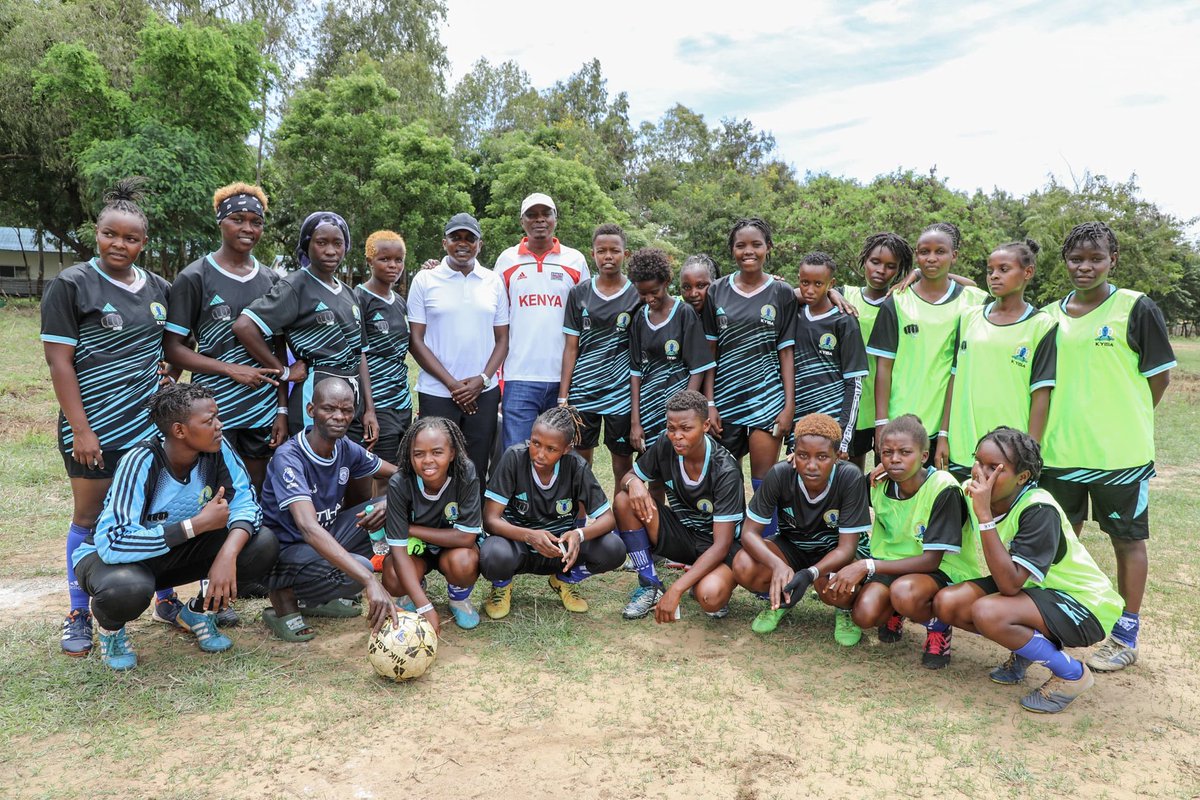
[102,303,118,313]
[1108,511,1122,520]
[372,312,384,321]
[315,301,330,312]
[209,294,225,306]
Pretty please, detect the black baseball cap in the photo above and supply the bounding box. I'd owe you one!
[444,213,481,237]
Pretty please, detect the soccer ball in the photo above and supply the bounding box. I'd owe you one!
[367,611,438,681]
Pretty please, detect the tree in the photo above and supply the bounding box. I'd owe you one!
[448,59,545,150]
[310,0,447,86]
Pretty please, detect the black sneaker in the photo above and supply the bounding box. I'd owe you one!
[878,612,904,643]
[922,628,952,669]
[61,608,94,657]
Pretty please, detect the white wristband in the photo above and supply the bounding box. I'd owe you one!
[414,603,434,615]
[864,558,876,579]
[557,397,568,405]
[806,566,819,580]
[874,418,888,427]
[279,364,290,382]
[707,401,716,407]
[575,528,585,545]
[276,407,289,415]
[978,520,997,531]
[182,519,195,540]
[937,430,948,438]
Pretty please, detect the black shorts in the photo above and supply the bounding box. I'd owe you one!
[389,544,456,576]
[223,426,274,462]
[1040,471,1149,541]
[765,536,870,571]
[865,570,951,589]
[969,576,1106,649]
[350,406,412,465]
[719,423,775,460]
[652,501,740,567]
[947,462,972,483]
[576,410,634,456]
[60,447,130,480]
[848,428,875,459]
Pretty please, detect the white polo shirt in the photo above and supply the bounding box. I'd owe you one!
[407,259,509,398]
[494,237,590,382]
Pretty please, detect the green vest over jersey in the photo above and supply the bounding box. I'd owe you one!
[844,286,884,432]
[1042,289,1155,471]
[870,468,981,583]
[948,305,1057,468]
[969,485,1122,635]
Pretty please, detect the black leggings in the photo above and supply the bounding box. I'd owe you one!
[74,528,278,630]
[478,532,626,583]
[417,389,500,484]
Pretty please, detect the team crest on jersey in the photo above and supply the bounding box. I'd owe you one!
[818,333,837,352]
[716,308,729,332]
[373,318,390,333]
[760,304,777,324]
[664,339,681,360]
[823,508,840,527]
[211,302,232,322]
[444,502,459,522]
[352,305,362,320]
[555,498,574,516]
[581,310,592,331]
[315,310,336,326]
[200,485,214,504]
[1095,325,1115,346]
[338,467,350,485]
[150,302,167,325]
[616,312,631,332]
[903,323,920,337]
[916,523,927,541]
[100,304,125,330]
[283,466,300,490]
[1011,346,1029,366]
[697,498,714,514]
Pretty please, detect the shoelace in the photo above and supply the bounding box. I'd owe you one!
[189,614,219,642]
[102,629,130,657]
[487,588,507,604]
[561,583,584,600]
[926,631,950,654]
[886,615,904,633]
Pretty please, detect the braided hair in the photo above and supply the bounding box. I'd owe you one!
[976,426,1043,483]
[920,221,961,250]
[665,389,708,420]
[880,413,929,453]
[1060,221,1118,260]
[145,382,215,433]
[592,222,627,247]
[681,254,719,281]
[994,238,1040,268]
[98,177,149,234]
[627,247,672,285]
[396,416,473,483]
[858,232,913,276]
[727,217,773,254]
[534,405,582,448]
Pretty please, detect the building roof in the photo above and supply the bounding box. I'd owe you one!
[0,227,67,253]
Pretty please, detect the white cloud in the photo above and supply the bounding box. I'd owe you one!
[443,0,1199,228]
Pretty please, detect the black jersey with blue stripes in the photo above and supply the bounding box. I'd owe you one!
[40,261,171,451]
[629,299,714,446]
[242,268,365,376]
[165,255,279,430]
[355,285,411,412]
[633,435,744,537]
[563,279,640,414]
[702,276,796,429]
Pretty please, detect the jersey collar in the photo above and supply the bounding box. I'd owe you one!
[88,259,147,294]
[298,428,338,466]
[517,237,562,259]
[796,462,835,505]
[530,459,561,490]
[205,253,261,283]
[590,276,632,300]
[677,436,712,487]
[643,297,681,330]
[417,475,452,501]
[302,267,344,294]
[358,284,396,304]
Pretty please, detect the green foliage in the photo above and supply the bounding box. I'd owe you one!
[479,145,626,254]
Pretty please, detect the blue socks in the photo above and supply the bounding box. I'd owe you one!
[618,528,662,589]
[1112,610,1140,647]
[926,617,950,634]
[492,578,512,589]
[447,583,472,602]
[751,478,779,538]
[66,523,91,610]
[155,588,176,603]
[558,563,592,585]
[1015,631,1084,680]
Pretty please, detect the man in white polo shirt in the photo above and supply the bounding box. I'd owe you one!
[494,193,591,449]
[408,213,509,481]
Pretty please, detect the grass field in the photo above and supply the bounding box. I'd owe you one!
[2,299,1199,799]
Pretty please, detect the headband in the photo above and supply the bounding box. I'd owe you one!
[216,193,265,223]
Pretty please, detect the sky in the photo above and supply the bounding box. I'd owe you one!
[442,0,1199,231]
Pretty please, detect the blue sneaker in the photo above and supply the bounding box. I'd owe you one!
[989,653,1033,685]
[98,626,137,671]
[61,608,94,657]
[449,599,480,630]
[177,604,233,653]
[394,595,417,612]
[151,592,186,630]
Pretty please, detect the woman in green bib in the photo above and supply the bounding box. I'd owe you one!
[935,239,1058,480]
[933,428,1122,714]
[866,223,988,464]
[833,415,979,669]
[1038,222,1175,674]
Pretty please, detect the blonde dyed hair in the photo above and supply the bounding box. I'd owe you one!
[365,230,406,261]
[212,182,268,213]
[792,413,842,446]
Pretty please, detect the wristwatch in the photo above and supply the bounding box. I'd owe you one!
[479,372,493,389]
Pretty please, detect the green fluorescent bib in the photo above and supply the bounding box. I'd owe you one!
[970,485,1122,634]
[1042,289,1153,470]
[948,307,1056,467]
[845,286,882,431]
[889,286,987,436]
[870,468,981,583]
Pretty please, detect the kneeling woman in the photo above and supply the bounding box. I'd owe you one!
[834,415,980,669]
[382,417,483,633]
[614,390,744,621]
[732,414,871,645]
[72,383,278,670]
[934,428,1122,713]
[479,407,623,619]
